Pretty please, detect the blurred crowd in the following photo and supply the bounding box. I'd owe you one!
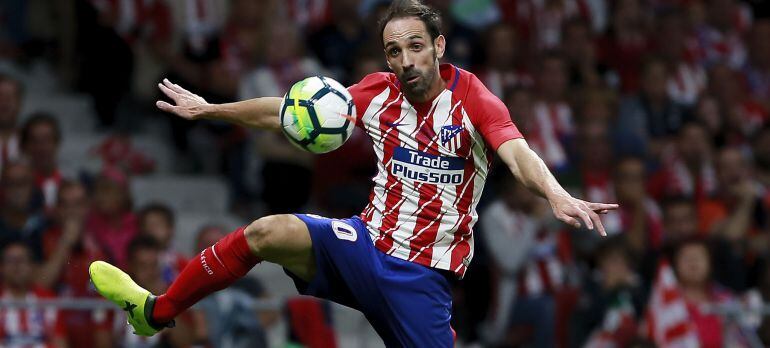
[1,0,770,347]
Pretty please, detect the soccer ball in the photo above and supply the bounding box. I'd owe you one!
[279,76,356,154]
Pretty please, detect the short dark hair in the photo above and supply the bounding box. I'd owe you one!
[127,235,162,259]
[378,0,442,46]
[139,203,175,228]
[20,112,61,148]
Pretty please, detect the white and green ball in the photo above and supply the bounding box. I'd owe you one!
[279,76,356,154]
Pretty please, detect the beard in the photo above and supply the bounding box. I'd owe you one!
[397,56,438,99]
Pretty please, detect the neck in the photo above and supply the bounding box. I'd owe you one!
[681,282,709,301]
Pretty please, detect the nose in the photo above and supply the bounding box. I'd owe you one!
[401,51,415,69]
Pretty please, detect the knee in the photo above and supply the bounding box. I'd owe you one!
[243,214,298,255]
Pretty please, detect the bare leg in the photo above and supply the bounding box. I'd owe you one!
[152,214,315,323]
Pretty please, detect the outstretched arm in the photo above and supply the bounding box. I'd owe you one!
[497,138,619,236]
[155,79,282,131]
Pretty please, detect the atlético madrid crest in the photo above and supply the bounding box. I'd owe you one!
[440,125,463,152]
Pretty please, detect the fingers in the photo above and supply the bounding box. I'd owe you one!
[158,83,179,101]
[586,202,620,211]
[558,214,581,229]
[588,210,606,237]
[163,78,192,95]
[576,209,594,231]
[156,100,179,114]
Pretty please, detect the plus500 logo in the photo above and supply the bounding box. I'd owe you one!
[391,147,464,185]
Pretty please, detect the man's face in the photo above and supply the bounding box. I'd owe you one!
[487,25,516,69]
[614,159,647,203]
[129,248,161,289]
[678,124,711,165]
[664,202,697,241]
[57,184,89,223]
[716,148,749,189]
[24,122,59,170]
[538,58,567,99]
[675,244,711,286]
[2,163,34,212]
[0,81,20,130]
[2,245,33,289]
[383,17,445,100]
[642,62,668,100]
[141,212,174,247]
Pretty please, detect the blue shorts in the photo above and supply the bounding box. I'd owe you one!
[285,214,454,347]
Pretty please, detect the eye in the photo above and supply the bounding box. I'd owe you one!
[411,43,423,51]
[388,48,401,57]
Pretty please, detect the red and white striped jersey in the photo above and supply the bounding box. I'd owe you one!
[349,64,523,277]
[0,287,66,347]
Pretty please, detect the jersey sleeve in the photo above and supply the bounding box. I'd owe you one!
[468,75,523,151]
[347,72,392,129]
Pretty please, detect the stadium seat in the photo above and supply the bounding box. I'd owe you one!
[131,175,230,215]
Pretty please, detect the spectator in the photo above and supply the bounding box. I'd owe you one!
[138,203,188,285]
[693,95,727,146]
[698,148,769,292]
[477,23,532,98]
[661,197,699,245]
[38,180,105,348]
[308,0,367,83]
[479,178,559,347]
[654,10,707,107]
[93,237,193,348]
[613,157,664,257]
[529,51,574,171]
[238,24,321,214]
[743,19,770,112]
[20,112,62,210]
[597,0,652,93]
[564,119,615,208]
[0,74,22,174]
[569,238,643,348]
[616,57,689,159]
[700,148,767,241]
[649,122,716,202]
[74,0,134,128]
[693,0,751,69]
[86,167,137,268]
[239,21,325,99]
[673,239,738,348]
[0,160,46,260]
[0,243,67,348]
[708,64,768,146]
[561,18,606,89]
[192,225,276,348]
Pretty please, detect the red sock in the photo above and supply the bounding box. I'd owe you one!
[151,226,261,323]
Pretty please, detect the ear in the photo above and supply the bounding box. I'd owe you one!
[434,35,446,60]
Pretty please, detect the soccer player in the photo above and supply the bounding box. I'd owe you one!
[89,1,618,346]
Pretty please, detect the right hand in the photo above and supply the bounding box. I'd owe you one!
[156,78,211,120]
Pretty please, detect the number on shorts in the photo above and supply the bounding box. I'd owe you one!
[331,221,357,242]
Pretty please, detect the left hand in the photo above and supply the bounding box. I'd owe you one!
[549,195,619,236]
